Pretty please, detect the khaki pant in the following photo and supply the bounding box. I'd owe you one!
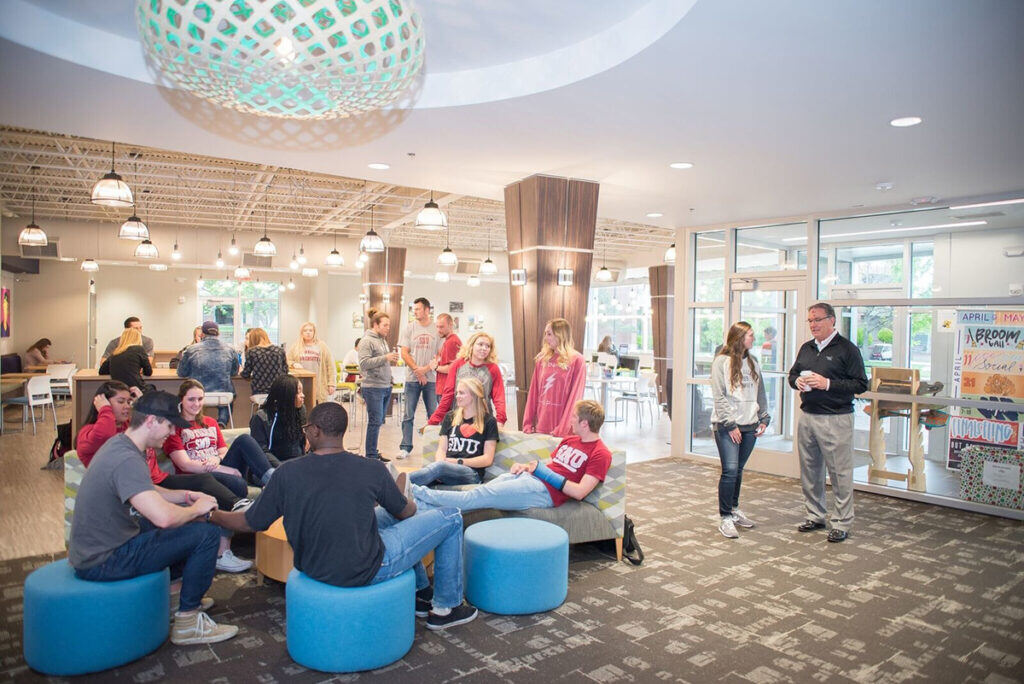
[797,411,855,532]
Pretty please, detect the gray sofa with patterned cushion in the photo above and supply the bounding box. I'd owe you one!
[64,428,251,545]
[420,426,627,559]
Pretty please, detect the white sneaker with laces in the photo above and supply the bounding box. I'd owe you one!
[216,549,253,573]
[231,498,255,513]
[171,610,239,645]
[397,450,410,460]
[719,516,739,539]
[731,509,755,528]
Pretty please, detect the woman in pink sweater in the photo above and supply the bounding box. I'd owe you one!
[522,318,587,437]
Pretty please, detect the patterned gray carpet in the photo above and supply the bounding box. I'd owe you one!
[2,456,1023,683]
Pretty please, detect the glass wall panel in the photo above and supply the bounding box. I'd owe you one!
[692,308,723,377]
[735,222,806,273]
[693,231,726,302]
[689,384,716,458]
[584,283,653,353]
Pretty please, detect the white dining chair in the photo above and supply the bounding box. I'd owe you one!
[614,373,655,427]
[46,364,77,406]
[2,375,58,435]
[203,391,234,427]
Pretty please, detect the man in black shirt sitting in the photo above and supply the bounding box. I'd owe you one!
[212,402,477,629]
[788,303,868,543]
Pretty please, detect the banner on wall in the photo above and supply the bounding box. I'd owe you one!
[949,310,1024,470]
[0,287,9,338]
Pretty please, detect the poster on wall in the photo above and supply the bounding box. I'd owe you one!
[948,310,1024,469]
[0,287,9,338]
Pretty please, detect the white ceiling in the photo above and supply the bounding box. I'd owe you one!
[0,0,1022,247]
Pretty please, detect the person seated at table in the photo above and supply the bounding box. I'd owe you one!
[69,390,238,645]
[76,380,260,569]
[409,377,497,487]
[250,374,307,463]
[99,328,153,394]
[177,321,238,427]
[413,400,611,514]
[212,402,478,630]
[427,332,507,427]
[25,338,65,366]
[100,316,154,365]
[171,326,203,369]
[341,337,360,382]
[240,327,289,396]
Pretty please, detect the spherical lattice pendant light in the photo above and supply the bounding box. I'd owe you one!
[136,0,425,120]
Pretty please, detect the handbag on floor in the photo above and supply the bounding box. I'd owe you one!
[622,515,644,566]
[43,421,72,470]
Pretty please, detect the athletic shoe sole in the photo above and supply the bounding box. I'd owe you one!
[426,607,478,630]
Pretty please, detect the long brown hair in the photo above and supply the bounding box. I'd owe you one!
[718,321,759,390]
[535,318,576,369]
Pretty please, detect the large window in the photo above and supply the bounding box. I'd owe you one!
[735,222,806,273]
[197,280,281,347]
[584,283,652,354]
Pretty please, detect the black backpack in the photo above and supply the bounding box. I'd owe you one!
[43,421,72,470]
[622,515,644,565]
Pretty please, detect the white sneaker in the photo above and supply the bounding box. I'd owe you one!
[397,450,411,460]
[719,517,739,539]
[231,498,255,513]
[171,610,239,645]
[216,549,253,573]
[731,509,755,528]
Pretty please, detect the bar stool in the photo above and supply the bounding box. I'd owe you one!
[249,393,268,419]
[203,391,233,427]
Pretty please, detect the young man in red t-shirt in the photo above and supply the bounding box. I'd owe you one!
[434,313,463,400]
[412,400,611,511]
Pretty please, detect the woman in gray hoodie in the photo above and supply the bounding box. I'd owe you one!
[358,308,399,460]
[710,321,770,539]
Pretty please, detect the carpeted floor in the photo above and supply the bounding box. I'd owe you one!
[2,456,1023,683]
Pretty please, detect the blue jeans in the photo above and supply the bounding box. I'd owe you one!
[74,519,220,612]
[412,472,553,512]
[401,380,437,452]
[409,460,483,487]
[372,506,464,610]
[220,434,275,485]
[713,426,757,517]
[361,386,392,459]
[217,403,233,428]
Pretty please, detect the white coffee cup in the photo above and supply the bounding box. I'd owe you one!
[799,370,813,391]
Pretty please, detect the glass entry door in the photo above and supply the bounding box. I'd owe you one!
[731,278,804,457]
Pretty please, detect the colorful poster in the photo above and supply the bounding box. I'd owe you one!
[949,309,1024,470]
[0,288,9,338]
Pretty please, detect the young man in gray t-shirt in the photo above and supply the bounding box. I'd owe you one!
[68,391,239,646]
[398,297,441,458]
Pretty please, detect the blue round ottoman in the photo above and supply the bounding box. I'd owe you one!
[286,568,414,673]
[465,518,569,615]
[23,560,169,676]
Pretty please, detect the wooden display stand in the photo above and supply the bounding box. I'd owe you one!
[867,367,926,492]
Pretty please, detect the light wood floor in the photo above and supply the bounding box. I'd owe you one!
[0,396,673,561]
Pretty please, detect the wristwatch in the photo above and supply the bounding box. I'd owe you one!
[204,510,213,523]
[457,458,464,465]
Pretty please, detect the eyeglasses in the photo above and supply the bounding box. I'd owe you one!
[807,316,833,324]
[301,423,317,433]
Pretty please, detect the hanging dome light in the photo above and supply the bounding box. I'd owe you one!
[254,235,276,256]
[664,242,676,264]
[360,228,385,254]
[171,242,182,260]
[434,270,450,283]
[467,274,480,287]
[119,213,149,241]
[296,245,307,264]
[437,246,458,266]
[302,267,320,278]
[479,257,498,275]
[215,251,225,268]
[228,235,240,256]
[80,258,99,272]
[19,174,47,247]
[596,265,614,282]
[149,263,168,271]
[415,192,447,230]
[289,253,299,270]
[234,265,251,280]
[134,239,159,259]
[287,278,296,290]
[278,283,286,293]
[325,230,344,266]
[91,142,133,207]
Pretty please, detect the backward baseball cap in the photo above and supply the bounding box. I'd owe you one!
[133,390,190,428]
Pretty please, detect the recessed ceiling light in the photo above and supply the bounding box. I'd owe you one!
[875,182,894,192]
[890,116,922,127]
[669,162,693,169]
[646,212,664,218]
[367,163,390,170]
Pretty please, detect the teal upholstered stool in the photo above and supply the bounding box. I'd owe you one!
[23,560,169,676]
[464,518,569,615]
[286,568,415,672]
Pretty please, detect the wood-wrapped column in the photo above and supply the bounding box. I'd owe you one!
[648,264,674,413]
[504,174,599,425]
[362,246,406,350]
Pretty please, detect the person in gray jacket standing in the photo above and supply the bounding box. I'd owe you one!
[358,308,399,461]
[710,321,769,539]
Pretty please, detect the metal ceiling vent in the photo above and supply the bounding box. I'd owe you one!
[19,237,60,259]
[242,252,273,269]
[455,258,481,275]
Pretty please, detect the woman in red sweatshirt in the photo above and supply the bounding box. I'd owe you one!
[428,332,507,426]
[522,318,587,437]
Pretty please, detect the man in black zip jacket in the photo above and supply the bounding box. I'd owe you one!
[787,303,868,543]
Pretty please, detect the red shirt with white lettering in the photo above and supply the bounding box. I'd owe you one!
[162,415,226,474]
[540,435,612,507]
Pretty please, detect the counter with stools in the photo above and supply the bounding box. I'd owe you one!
[71,367,315,433]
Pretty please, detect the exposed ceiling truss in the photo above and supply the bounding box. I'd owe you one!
[0,126,674,253]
